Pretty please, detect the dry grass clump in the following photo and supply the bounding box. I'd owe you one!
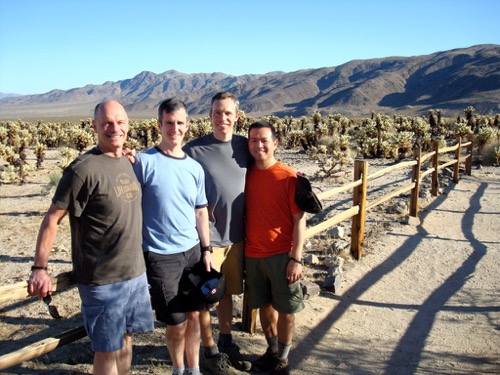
[479,140,500,166]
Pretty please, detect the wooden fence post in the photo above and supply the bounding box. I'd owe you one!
[466,135,473,176]
[350,160,368,260]
[453,136,462,183]
[431,140,440,196]
[409,147,422,217]
[241,286,257,333]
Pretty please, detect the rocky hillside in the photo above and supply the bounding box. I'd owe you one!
[0,44,498,120]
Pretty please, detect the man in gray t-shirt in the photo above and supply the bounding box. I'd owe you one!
[184,92,253,374]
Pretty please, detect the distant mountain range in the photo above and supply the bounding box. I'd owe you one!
[0,44,498,120]
[0,93,20,100]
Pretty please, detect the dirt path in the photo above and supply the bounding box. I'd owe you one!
[285,170,500,374]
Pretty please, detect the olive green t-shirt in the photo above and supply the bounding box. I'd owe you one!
[53,147,145,285]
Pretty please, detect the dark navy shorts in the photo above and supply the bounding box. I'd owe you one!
[144,245,204,325]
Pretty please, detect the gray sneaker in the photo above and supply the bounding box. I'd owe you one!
[218,342,252,371]
[200,351,241,375]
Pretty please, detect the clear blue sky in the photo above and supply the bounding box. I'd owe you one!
[1,0,499,95]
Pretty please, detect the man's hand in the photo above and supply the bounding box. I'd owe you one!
[202,251,215,272]
[286,260,303,284]
[123,147,136,164]
[28,269,53,300]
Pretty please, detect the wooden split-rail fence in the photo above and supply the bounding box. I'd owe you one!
[0,137,473,370]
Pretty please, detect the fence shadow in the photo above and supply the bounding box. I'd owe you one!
[290,178,497,373]
[384,181,495,374]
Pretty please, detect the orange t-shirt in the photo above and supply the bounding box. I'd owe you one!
[245,162,301,258]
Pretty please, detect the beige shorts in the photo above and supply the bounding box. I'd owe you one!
[211,241,245,295]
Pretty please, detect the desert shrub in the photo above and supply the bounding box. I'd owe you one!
[479,140,500,166]
[49,170,63,187]
[307,145,351,179]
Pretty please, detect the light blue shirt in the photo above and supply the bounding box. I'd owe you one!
[133,146,207,255]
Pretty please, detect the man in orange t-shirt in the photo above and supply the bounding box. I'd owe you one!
[245,120,306,375]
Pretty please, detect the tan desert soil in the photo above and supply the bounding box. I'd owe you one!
[0,148,499,374]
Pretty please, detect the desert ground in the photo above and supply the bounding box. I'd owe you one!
[0,148,499,374]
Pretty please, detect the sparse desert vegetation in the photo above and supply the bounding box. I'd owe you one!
[1,107,499,185]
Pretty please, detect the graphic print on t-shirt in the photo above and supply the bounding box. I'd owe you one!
[114,173,141,202]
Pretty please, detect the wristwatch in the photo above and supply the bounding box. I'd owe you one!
[289,257,303,265]
[31,265,48,271]
[201,245,213,253]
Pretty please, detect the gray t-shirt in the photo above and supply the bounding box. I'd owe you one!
[53,147,145,285]
[184,134,252,246]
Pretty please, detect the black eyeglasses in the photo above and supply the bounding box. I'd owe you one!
[43,294,62,319]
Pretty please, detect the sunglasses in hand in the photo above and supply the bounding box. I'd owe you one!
[43,294,62,319]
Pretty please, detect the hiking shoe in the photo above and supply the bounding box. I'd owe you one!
[219,342,252,371]
[200,352,241,375]
[252,348,278,373]
[271,357,289,375]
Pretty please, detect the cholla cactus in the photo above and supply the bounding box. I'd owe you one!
[0,123,8,144]
[59,147,79,170]
[69,128,95,154]
[124,138,141,152]
[302,128,317,150]
[338,134,351,151]
[359,137,379,158]
[35,144,46,169]
[452,121,473,139]
[392,131,414,160]
[0,165,20,184]
[0,145,16,165]
[185,117,212,141]
[411,117,431,149]
[43,122,65,148]
[0,159,35,184]
[129,118,160,148]
[475,126,494,153]
[394,116,413,132]
[314,123,329,141]
[284,130,305,149]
